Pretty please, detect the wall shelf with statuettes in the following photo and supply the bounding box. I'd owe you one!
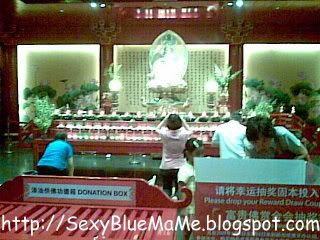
[51,119,219,143]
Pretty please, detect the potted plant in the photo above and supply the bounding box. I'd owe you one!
[211,64,242,95]
[245,99,273,118]
[252,99,274,118]
[33,96,55,137]
[23,85,56,122]
[105,63,122,82]
[211,64,242,115]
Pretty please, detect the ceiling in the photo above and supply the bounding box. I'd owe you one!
[16,0,320,8]
[13,1,320,13]
[1,0,319,26]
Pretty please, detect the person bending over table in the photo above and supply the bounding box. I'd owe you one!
[245,116,310,161]
[37,132,74,176]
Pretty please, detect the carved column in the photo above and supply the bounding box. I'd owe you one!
[1,43,18,131]
[222,18,253,111]
[0,22,22,133]
[100,45,113,93]
[0,0,19,137]
[92,17,120,104]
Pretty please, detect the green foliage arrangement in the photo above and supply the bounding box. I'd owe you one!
[264,86,291,109]
[56,83,99,109]
[211,64,242,90]
[252,100,274,118]
[244,78,320,124]
[290,82,313,96]
[85,104,98,111]
[33,97,55,134]
[23,85,56,100]
[244,78,265,91]
[56,89,81,108]
[245,99,258,111]
[80,82,100,95]
[306,116,320,126]
[22,85,57,122]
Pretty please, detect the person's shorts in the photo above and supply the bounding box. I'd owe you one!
[37,166,68,176]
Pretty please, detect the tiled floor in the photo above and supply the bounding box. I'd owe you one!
[0,148,34,184]
[1,147,320,185]
[0,147,162,185]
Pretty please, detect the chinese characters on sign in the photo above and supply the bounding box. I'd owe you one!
[195,183,320,240]
[27,183,134,201]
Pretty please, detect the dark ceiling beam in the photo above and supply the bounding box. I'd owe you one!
[19,0,217,3]
[18,0,220,8]
[0,0,17,33]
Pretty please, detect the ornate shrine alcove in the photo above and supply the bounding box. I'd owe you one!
[17,44,100,122]
[243,44,320,123]
[114,31,229,114]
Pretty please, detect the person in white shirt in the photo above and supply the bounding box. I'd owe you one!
[212,111,247,159]
[177,138,203,240]
[156,113,192,197]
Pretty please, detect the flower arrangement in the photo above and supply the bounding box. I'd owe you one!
[56,82,99,109]
[244,78,265,91]
[264,86,291,111]
[22,85,57,122]
[244,79,291,113]
[253,100,274,118]
[24,85,57,100]
[33,96,55,134]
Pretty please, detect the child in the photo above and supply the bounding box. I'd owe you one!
[156,113,192,197]
[178,138,204,240]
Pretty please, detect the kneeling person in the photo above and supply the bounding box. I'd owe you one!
[37,132,74,176]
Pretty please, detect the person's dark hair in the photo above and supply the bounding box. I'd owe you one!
[43,132,68,154]
[184,138,203,155]
[166,114,182,130]
[54,132,67,141]
[230,110,243,122]
[246,116,276,141]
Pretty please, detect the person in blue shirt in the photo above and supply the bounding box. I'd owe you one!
[37,132,74,176]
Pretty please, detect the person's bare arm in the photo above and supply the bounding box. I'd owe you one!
[181,116,191,131]
[177,181,187,199]
[294,145,310,161]
[212,129,219,146]
[281,127,311,161]
[156,114,169,130]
